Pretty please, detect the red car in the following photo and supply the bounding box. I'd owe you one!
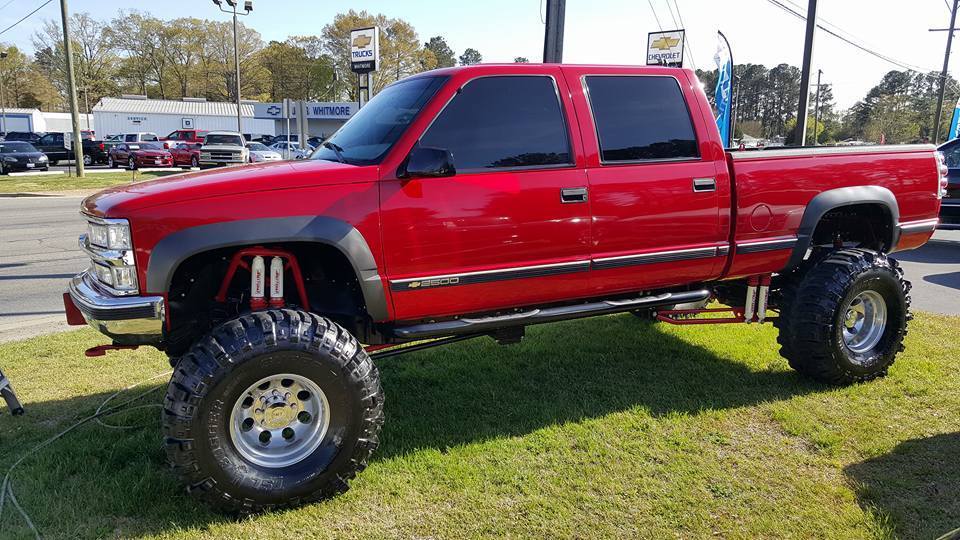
[107,141,174,169]
[65,63,943,513]
[162,129,209,147]
[169,142,202,169]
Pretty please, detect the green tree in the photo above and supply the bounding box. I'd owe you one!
[424,36,456,68]
[459,48,482,66]
[33,12,117,111]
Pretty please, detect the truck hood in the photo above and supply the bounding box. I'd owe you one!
[83,159,379,217]
[201,144,246,152]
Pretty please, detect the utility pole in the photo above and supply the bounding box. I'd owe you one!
[813,69,823,146]
[60,0,84,177]
[0,50,7,136]
[543,0,566,63]
[213,0,253,134]
[933,0,959,144]
[795,0,818,147]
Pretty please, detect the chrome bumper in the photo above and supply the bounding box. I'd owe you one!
[67,271,165,346]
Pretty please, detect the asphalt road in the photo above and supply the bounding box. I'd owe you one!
[1,195,959,343]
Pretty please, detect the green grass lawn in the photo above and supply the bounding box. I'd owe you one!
[0,171,181,194]
[0,313,958,539]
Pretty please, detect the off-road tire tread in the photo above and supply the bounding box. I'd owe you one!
[774,248,911,385]
[162,309,384,514]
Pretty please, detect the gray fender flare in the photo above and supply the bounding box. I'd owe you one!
[786,185,900,270]
[146,216,389,321]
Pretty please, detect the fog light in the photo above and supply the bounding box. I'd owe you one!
[113,267,138,290]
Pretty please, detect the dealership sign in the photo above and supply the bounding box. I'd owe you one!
[252,102,356,120]
[647,30,685,67]
[350,27,379,73]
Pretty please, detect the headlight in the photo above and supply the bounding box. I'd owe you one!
[2,156,16,162]
[38,155,48,161]
[88,219,132,250]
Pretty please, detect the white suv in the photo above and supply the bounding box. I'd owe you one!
[199,131,249,167]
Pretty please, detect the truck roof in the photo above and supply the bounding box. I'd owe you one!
[414,63,694,78]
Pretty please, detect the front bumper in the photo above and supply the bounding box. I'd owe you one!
[66,271,165,346]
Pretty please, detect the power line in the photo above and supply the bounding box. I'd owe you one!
[766,0,941,74]
[647,0,664,32]
[0,0,18,13]
[671,0,697,71]
[0,0,54,38]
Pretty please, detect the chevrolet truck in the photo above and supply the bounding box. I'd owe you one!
[199,131,250,168]
[63,64,944,513]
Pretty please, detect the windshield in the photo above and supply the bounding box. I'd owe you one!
[0,142,39,153]
[134,142,163,151]
[205,134,244,146]
[247,142,270,151]
[312,75,447,165]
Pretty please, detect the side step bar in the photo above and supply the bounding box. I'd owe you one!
[390,289,711,340]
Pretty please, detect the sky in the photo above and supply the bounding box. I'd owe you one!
[0,0,956,109]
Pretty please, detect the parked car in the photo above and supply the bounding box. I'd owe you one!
[307,136,325,148]
[121,132,160,143]
[244,133,275,145]
[170,142,202,169]
[36,132,109,166]
[0,141,49,173]
[162,129,209,147]
[245,142,282,163]
[199,131,248,167]
[64,64,943,514]
[3,131,44,144]
[107,141,173,169]
[269,140,313,160]
[937,138,960,228]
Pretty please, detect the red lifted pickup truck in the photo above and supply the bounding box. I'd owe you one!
[64,64,944,513]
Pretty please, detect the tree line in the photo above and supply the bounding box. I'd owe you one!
[697,64,960,144]
[0,9,485,113]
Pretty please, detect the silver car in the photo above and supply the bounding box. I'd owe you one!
[269,141,314,160]
[246,142,283,163]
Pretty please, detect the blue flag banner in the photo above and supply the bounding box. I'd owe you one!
[714,32,733,147]
[949,96,960,141]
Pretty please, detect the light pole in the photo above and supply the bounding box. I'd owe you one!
[813,69,823,146]
[0,50,7,136]
[212,0,252,134]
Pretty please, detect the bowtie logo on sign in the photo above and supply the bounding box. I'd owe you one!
[266,105,281,116]
[646,30,685,68]
[350,27,379,74]
[650,36,680,51]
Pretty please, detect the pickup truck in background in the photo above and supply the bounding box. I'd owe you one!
[161,129,209,147]
[63,64,943,513]
[198,131,249,167]
[36,132,109,166]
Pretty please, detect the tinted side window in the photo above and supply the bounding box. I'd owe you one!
[124,134,136,142]
[585,76,699,162]
[419,76,571,170]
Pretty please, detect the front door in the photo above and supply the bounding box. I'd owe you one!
[381,73,592,321]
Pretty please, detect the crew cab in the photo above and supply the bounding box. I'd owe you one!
[162,129,209,146]
[36,132,109,166]
[198,131,249,167]
[63,64,943,514]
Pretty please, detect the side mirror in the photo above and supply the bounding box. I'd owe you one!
[399,144,455,179]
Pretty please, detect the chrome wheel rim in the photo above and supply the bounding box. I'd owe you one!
[228,373,330,468]
[841,290,887,356]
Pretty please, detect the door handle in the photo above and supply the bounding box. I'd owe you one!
[693,178,716,192]
[561,187,588,203]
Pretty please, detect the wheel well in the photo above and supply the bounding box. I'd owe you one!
[164,242,375,356]
[809,203,894,252]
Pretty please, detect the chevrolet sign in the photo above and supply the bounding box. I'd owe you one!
[350,27,379,74]
[647,30,685,67]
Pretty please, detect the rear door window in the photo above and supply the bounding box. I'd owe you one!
[419,75,572,171]
[584,76,699,163]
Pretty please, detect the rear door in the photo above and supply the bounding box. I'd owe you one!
[380,72,591,320]
[565,69,729,294]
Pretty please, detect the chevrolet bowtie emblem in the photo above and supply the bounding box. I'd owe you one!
[651,36,680,50]
[353,34,372,48]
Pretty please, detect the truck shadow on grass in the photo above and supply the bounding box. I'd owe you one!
[844,432,960,540]
[0,314,823,538]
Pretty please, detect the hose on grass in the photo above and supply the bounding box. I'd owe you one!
[0,370,172,539]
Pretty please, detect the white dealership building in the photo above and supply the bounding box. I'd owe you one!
[90,96,357,139]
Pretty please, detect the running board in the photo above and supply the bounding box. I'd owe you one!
[390,289,711,340]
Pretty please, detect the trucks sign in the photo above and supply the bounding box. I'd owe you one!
[350,27,379,74]
[647,30,685,67]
